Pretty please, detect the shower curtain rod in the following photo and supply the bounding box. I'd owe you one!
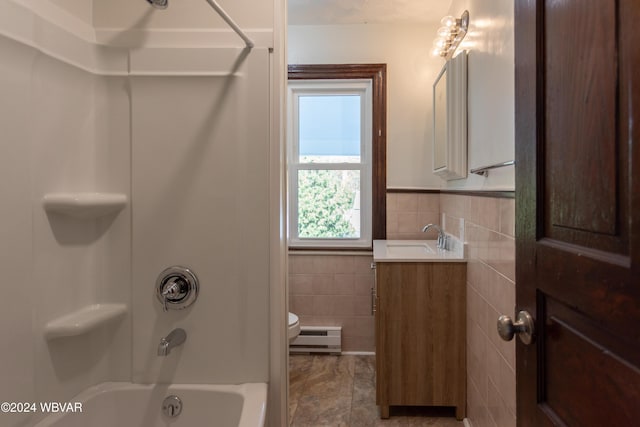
[204,0,254,48]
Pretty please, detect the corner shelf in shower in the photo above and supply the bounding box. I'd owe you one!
[44,304,127,340]
[42,192,127,219]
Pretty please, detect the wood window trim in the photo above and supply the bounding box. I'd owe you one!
[288,64,387,247]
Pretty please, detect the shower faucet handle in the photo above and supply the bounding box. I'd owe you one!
[156,266,199,312]
[162,278,186,297]
[160,277,187,311]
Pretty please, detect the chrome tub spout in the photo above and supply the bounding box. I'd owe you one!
[158,328,187,356]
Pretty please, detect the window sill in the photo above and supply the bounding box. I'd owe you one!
[288,247,373,256]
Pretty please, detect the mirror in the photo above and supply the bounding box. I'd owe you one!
[432,51,467,180]
[433,64,447,171]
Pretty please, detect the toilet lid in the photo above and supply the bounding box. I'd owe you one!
[288,312,301,341]
[288,312,299,327]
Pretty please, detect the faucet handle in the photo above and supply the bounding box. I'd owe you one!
[161,278,185,312]
[156,267,199,312]
[441,234,449,250]
[162,279,182,296]
[157,337,170,356]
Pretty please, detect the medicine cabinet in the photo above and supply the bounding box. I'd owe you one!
[432,51,467,180]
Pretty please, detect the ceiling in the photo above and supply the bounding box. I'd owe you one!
[288,0,453,25]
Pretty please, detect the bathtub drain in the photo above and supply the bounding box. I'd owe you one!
[162,395,182,418]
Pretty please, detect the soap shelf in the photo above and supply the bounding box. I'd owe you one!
[44,304,127,340]
[42,193,127,219]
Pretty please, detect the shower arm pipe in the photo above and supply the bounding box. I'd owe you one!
[204,0,254,48]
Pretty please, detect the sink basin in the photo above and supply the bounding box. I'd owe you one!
[385,242,435,257]
[373,240,465,262]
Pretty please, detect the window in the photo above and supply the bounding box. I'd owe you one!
[288,80,372,247]
[287,64,387,249]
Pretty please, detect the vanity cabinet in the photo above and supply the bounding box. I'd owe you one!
[375,261,466,420]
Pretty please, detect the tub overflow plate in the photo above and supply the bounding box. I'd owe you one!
[162,395,183,418]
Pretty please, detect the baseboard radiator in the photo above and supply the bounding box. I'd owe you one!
[289,326,342,355]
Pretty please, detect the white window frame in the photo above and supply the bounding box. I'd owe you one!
[287,79,373,248]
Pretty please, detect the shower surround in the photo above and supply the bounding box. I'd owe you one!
[0,0,285,426]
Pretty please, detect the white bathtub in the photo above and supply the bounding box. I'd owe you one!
[34,382,267,427]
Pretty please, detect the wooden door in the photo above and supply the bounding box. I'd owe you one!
[515,0,640,426]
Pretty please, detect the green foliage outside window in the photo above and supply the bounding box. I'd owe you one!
[298,169,359,238]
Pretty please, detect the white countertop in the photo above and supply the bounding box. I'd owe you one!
[373,240,466,263]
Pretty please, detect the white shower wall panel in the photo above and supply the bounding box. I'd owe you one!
[0,33,38,427]
[30,52,132,404]
[131,48,271,384]
[0,0,281,424]
[94,0,273,34]
[0,22,131,427]
[49,0,92,25]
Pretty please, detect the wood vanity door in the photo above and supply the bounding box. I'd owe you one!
[515,0,640,425]
[375,262,466,420]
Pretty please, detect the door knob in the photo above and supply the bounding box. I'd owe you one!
[497,310,535,345]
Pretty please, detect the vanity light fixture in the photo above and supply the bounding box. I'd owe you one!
[431,10,469,59]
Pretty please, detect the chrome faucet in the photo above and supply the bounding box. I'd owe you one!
[158,328,187,356]
[422,223,447,249]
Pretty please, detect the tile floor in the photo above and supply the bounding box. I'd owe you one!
[289,354,464,426]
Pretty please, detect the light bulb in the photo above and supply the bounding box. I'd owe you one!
[433,38,447,48]
[437,26,450,37]
[441,15,457,27]
[431,47,442,57]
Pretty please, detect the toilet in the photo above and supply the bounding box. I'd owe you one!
[288,312,300,343]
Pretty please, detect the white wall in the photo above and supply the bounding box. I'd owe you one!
[288,23,444,189]
[0,5,131,426]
